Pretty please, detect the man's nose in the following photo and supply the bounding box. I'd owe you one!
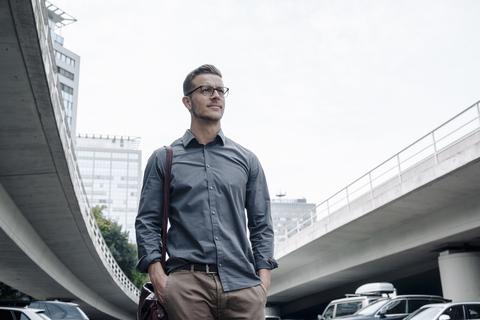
[211,89,221,99]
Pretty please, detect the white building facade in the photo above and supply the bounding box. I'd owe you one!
[76,134,142,243]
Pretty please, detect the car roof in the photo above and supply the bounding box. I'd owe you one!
[330,296,380,303]
[338,294,447,305]
[32,300,79,306]
[0,306,46,312]
[393,295,448,299]
[422,302,480,308]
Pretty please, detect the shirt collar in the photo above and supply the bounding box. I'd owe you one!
[181,129,226,148]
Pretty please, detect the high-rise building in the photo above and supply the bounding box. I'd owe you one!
[76,134,142,243]
[271,198,317,244]
[45,1,80,138]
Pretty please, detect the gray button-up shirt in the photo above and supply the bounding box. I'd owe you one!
[135,129,278,292]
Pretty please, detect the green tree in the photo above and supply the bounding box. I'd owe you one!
[0,282,34,301]
[92,205,149,289]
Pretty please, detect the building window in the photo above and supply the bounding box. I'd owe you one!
[59,83,74,129]
[60,83,74,95]
[95,152,111,158]
[54,49,76,67]
[57,66,74,80]
[60,83,74,114]
[113,153,128,159]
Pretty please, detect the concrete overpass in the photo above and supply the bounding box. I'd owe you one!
[0,0,138,318]
[269,104,480,318]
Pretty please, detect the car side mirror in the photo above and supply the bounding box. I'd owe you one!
[439,315,451,320]
[378,308,388,318]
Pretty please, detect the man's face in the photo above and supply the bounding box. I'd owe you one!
[184,74,225,122]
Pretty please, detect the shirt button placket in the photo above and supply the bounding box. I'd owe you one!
[205,147,220,266]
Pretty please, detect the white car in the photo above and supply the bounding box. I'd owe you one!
[0,306,51,320]
[403,302,480,320]
[319,282,396,320]
[28,301,88,320]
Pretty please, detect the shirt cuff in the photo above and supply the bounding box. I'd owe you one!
[135,254,162,273]
[256,258,279,270]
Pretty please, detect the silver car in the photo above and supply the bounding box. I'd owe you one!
[28,301,88,320]
[0,306,51,320]
[403,302,480,320]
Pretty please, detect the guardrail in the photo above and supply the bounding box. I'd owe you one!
[34,0,140,300]
[275,101,480,246]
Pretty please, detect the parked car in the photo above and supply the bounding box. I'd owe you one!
[319,283,396,320]
[0,306,51,320]
[331,295,450,320]
[28,301,88,320]
[404,302,480,320]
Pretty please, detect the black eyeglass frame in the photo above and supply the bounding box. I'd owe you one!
[185,85,230,98]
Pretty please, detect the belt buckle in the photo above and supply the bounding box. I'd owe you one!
[206,264,215,274]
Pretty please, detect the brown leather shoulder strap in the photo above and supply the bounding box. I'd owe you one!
[161,145,173,272]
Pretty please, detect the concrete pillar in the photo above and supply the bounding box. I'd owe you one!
[438,250,480,301]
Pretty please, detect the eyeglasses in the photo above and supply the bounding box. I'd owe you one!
[186,85,230,98]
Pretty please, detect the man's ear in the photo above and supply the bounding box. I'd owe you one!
[182,96,192,111]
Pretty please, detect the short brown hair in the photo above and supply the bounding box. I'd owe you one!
[183,64,222,96]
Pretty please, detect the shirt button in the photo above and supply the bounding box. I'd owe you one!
[212,211,215,215]
[219,264,222,267]
[215,236,219,240]
[210,186,213,190]
[207,165,210,168]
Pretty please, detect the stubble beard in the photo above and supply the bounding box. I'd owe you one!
[191,99,223,122]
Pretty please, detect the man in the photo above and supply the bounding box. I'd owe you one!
[135,64,278,320]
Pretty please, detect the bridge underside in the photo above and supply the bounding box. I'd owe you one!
[270,130,480,318]
[0,1,137,319]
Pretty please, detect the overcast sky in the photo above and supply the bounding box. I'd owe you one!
[52,0,480,206]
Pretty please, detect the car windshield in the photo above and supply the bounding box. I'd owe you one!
[355,300,390,316]
[403,306,443,320]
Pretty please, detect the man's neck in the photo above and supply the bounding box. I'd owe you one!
[190,121,221,145]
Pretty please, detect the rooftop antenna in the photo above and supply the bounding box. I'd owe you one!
[276,190,286,197]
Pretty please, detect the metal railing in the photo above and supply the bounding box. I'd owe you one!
[275,101,480,246]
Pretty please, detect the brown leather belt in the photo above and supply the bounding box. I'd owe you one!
[182,263,218,273]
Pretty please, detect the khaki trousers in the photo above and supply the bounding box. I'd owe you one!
[163,268,267,320]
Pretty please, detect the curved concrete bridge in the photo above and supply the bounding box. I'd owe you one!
[0,0,138,319]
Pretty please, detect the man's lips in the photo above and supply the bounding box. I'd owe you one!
[208,104,222,108]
